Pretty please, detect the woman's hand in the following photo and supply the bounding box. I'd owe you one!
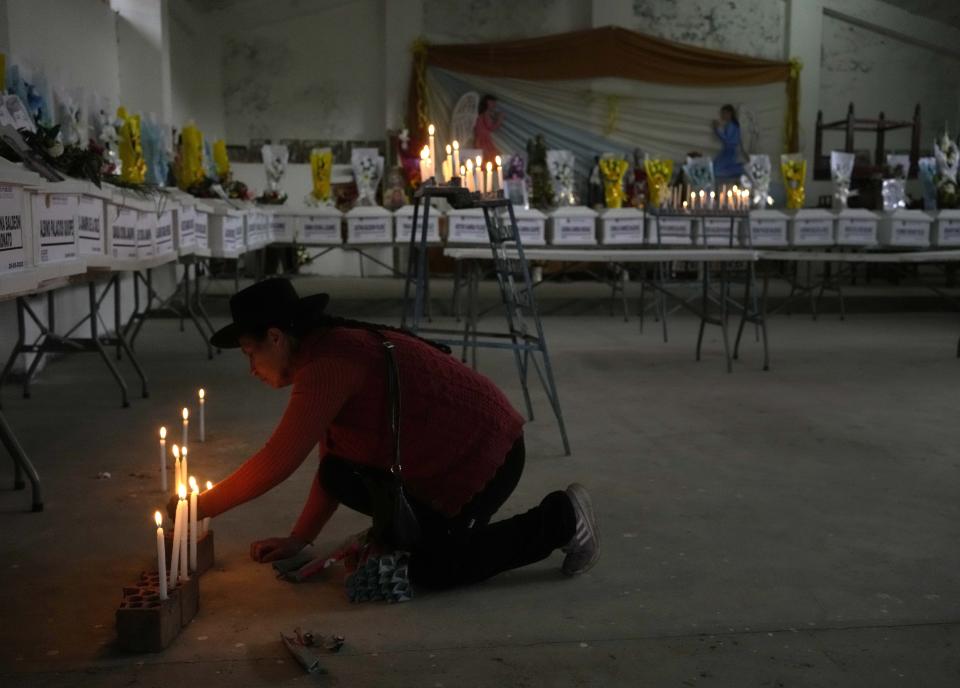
[250,535,307,563]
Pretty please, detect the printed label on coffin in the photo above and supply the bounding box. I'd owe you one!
[34,194,78,264]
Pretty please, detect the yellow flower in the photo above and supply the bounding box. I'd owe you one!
[644,158,674,208]
[599,158,629,208]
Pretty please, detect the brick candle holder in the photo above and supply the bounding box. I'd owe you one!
[115,571,201,653]
[164,529,215,576]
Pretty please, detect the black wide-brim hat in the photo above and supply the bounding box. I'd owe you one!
[210,278,330,349]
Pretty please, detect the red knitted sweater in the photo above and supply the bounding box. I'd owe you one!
[199,327,524,540]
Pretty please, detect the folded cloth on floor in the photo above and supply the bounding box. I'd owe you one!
[345,551,413,604]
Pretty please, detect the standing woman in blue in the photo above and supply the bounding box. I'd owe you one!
[712,104,744,179]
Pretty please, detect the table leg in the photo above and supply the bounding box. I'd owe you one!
[89,281,130,408]
[0,410,42,511]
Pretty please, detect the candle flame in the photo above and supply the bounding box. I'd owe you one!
[452,140,459,150]
[171,444,180,459]
[698,190,705,198]
[475,155,482,167]
[683,201,688,209]
[189,476,199,493]
[420,146,430,160]
[495,155,502,167]
[767,195,775,206]
[206,480,213,491]
[159,426,166,440]
[182,407,189,421]
[154,510,162,527]
[485,161,492,172]
[427,123,435,136]
[198,388,205,400]
[709,191,716,199]
[178,484,187,500]
[445,144,451,154]
[182,446,188,459]
[466,159,473,171]
[460,165,466,176]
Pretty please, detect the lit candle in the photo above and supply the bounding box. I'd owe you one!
[485,161,493,194]
[742,189,750,209]
[179,483,189,582]
[159,426,167,492]
[181,407,189,448]
[698,190,705,210]
[682,200,689,212]
[495,155,503,192]
[475,155,483,192]
[202,480,213,536]
[709,190,716,210]
[452,140,460,171]
[188,476,199,572]
[727,189,734,210]
[169,484,185,589]
[427,124,437,182]
[155,511,168,600]
[445,144,453,181]
[181,446,188,492]
[419,146,430,183]
[198,389,205,442]
[767,195,774,207]
[465,159,474,192]
[171,444,180,490]
[690,191,695,209]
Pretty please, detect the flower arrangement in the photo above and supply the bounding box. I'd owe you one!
[934,131,959,209]
[308,148,333,204]
[780,154,806,209]
[643,157,673,208]
[918,157,937,210]
[546,149,576,206]
[830,151,855,209]
[351,149,384,206]
[257,144,288,204]
[682,156,714,192]
[116,107,146,185]
[740,154,771,208]
[598,157,629,208]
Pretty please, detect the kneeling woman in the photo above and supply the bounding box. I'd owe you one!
[197,279,599,589]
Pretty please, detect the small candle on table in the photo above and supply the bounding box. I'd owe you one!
[188,476,199,572]
[690,191,695,210]
[709,190,716,210]
[181,407,189,448]
[485,161,493,194]
[683,200,689,212]
[465,159,474,192]
[495,155,503,192]
[445,144,453,181]
[158,426,167,492]
[155,511,168,600]
[198,389,205,442]
[452,140,460,171]
[202,480,213,536]
[698,190,705,210]
[419,146,431,183]
[169,484,185,589]
[474,156,483,193]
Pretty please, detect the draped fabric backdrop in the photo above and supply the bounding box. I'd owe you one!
[408,26,800,184]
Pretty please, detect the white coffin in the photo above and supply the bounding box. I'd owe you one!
[393,204,441,244]
[877,209,932,247]
[513,207,547,246]
[174,205,197,253]
[599,207,644,245]
[345,206,393,244]
[549,206,598,245]
[31,191,78,266]
[136,210,156,259]
[193,200,212,251]
[296,206,343,245]
[244,210,270,250]
[76,194,106,257]
[788,209,835,246]
[208,203,245,258]
[154,209,176,257]
[106,205,139,260]
[744,209,789,247]
[446,208,488,244]
[269,213,296,243]
[646,214,693,246]
[0,181,32,275]
[932,209,960,247]
[834,208,879,247]
[695,216,742,247]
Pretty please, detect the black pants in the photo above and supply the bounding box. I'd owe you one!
[320,436,576,589]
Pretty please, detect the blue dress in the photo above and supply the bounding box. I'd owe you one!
[713,121,743,179]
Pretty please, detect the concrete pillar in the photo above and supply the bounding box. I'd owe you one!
[111,0,172,122]
[786,0,824,164]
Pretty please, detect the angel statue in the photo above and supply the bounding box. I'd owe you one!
[262,144,289,193]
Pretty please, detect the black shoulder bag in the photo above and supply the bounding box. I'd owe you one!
[372,337,422,550]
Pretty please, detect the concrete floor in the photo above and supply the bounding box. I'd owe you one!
[1,276,959,686]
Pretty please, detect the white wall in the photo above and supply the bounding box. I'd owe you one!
[216,0,385,142]
[169,0,226,137]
